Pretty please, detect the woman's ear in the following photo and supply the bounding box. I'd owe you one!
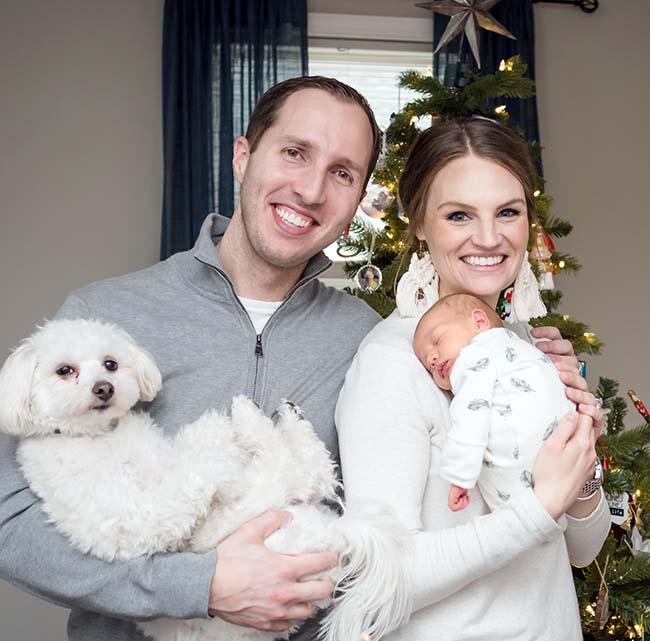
[472,308,491,331]
[232,136,250,184]
[0,341,37,435]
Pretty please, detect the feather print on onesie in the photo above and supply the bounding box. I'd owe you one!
[413,293,575,513]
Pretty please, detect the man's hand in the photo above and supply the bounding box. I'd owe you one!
[208,510,336,633]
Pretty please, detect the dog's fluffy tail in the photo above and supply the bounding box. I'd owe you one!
[320,503,412,641]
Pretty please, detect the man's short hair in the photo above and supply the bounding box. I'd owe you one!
[245,76,381,190]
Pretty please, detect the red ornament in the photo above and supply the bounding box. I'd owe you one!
[543,232,555,252]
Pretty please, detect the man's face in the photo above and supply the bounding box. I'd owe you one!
[232,88,374,270]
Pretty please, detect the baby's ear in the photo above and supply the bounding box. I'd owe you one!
[472,308,491,330]
[0,340,37,435]
[127,341,162,402]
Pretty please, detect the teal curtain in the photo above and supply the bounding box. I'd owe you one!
[161,0,308,259]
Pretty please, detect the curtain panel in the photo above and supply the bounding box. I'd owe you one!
[161,0,307,259]
[432,0,541,150]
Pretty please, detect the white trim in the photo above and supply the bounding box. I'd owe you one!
[308,12,432,44]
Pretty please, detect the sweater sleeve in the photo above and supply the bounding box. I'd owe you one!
[0,293,216,620]
[336,339,563,612]
[564,489,611,567]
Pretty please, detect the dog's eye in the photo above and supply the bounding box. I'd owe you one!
[56,365,74,376]
[104,360,118,372]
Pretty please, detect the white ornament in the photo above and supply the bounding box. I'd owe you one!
[606,491,629,526]
[631,526,650,556]
[396,251,439,319]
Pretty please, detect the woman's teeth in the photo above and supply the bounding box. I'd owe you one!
[462,255,505,266]
[276,206,313,228]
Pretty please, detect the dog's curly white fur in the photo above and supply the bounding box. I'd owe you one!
[0,319,412,641]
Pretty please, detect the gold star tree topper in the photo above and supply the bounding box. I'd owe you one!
[415,0,516,69]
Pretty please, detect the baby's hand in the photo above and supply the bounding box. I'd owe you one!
[448,485,470,512]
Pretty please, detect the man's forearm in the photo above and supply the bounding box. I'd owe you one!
[0,435,216,620]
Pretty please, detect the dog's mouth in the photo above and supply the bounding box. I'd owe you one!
[92,403,111,411]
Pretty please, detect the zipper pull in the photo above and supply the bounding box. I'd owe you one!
[255,334,263,356]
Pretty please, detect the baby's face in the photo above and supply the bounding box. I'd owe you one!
[413,309,479,391]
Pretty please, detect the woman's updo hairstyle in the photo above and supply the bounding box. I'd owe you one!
[398,117,539,248]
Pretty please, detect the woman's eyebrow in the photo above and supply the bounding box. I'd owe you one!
[437,198,526,211]
[437,201,476,211]
[497,198,526,209]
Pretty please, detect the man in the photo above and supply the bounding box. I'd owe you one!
[0,77,382,640]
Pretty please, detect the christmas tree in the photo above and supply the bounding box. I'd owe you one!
[337,56,650,638]
[577,382,650,639]
[338,55,602,355]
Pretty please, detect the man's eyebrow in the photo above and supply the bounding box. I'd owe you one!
[278,136,365,177]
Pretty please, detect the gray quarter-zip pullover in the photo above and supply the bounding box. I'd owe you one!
[0,213,380,640]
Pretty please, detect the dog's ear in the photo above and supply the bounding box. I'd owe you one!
[127,342,162,402]
[0,340,37,435]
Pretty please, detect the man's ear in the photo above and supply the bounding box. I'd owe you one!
[472,308,490,330]
[232,136,250,183]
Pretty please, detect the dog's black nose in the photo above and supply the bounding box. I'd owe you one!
[92,381,114,402]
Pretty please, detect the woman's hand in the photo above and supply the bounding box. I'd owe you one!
[531,326,605,439]
[532,411,597,520]
[531,326,579,371]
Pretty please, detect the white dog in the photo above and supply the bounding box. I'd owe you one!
[0,319,412,641]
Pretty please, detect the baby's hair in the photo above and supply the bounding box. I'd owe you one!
[425,293,503,328]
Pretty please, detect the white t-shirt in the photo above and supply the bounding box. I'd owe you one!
[336,310,611,641]
[239,296,283,335]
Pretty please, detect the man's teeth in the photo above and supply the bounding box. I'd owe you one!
[276,207,313,228]
[462,255,505,266]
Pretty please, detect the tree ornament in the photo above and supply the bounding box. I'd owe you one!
[593,556,610,631]
[355,228,383,293]
[415,0,516,69]
[606,491,630,526]
[631,525,650,557]
[627,389,650,422]
[360,183,395,219]
[530,226,555,290]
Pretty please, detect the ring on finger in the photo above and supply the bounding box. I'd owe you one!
[595,397,603,410]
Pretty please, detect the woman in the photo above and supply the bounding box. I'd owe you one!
[336,118,610,640]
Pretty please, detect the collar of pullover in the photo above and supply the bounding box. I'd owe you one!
[175,213,333,300]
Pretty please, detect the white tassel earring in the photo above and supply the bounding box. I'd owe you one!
[396,242,439,319]
[509,250,547,323]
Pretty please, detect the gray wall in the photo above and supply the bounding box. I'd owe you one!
[0,1,648,639]
[0,1,164,639]
[535,1,650,392]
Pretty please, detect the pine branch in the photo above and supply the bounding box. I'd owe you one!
[599,425,650,467]
[544,217,574,238]
[551,252,582,273]
[529,314,603,355]
[541,289,563,312]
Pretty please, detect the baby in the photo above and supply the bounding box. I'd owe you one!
[413,293,574,512]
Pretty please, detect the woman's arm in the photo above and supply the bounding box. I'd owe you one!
[527,328,611,564]
[336,340,564,612]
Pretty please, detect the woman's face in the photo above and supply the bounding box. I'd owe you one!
[417,154,530,308]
